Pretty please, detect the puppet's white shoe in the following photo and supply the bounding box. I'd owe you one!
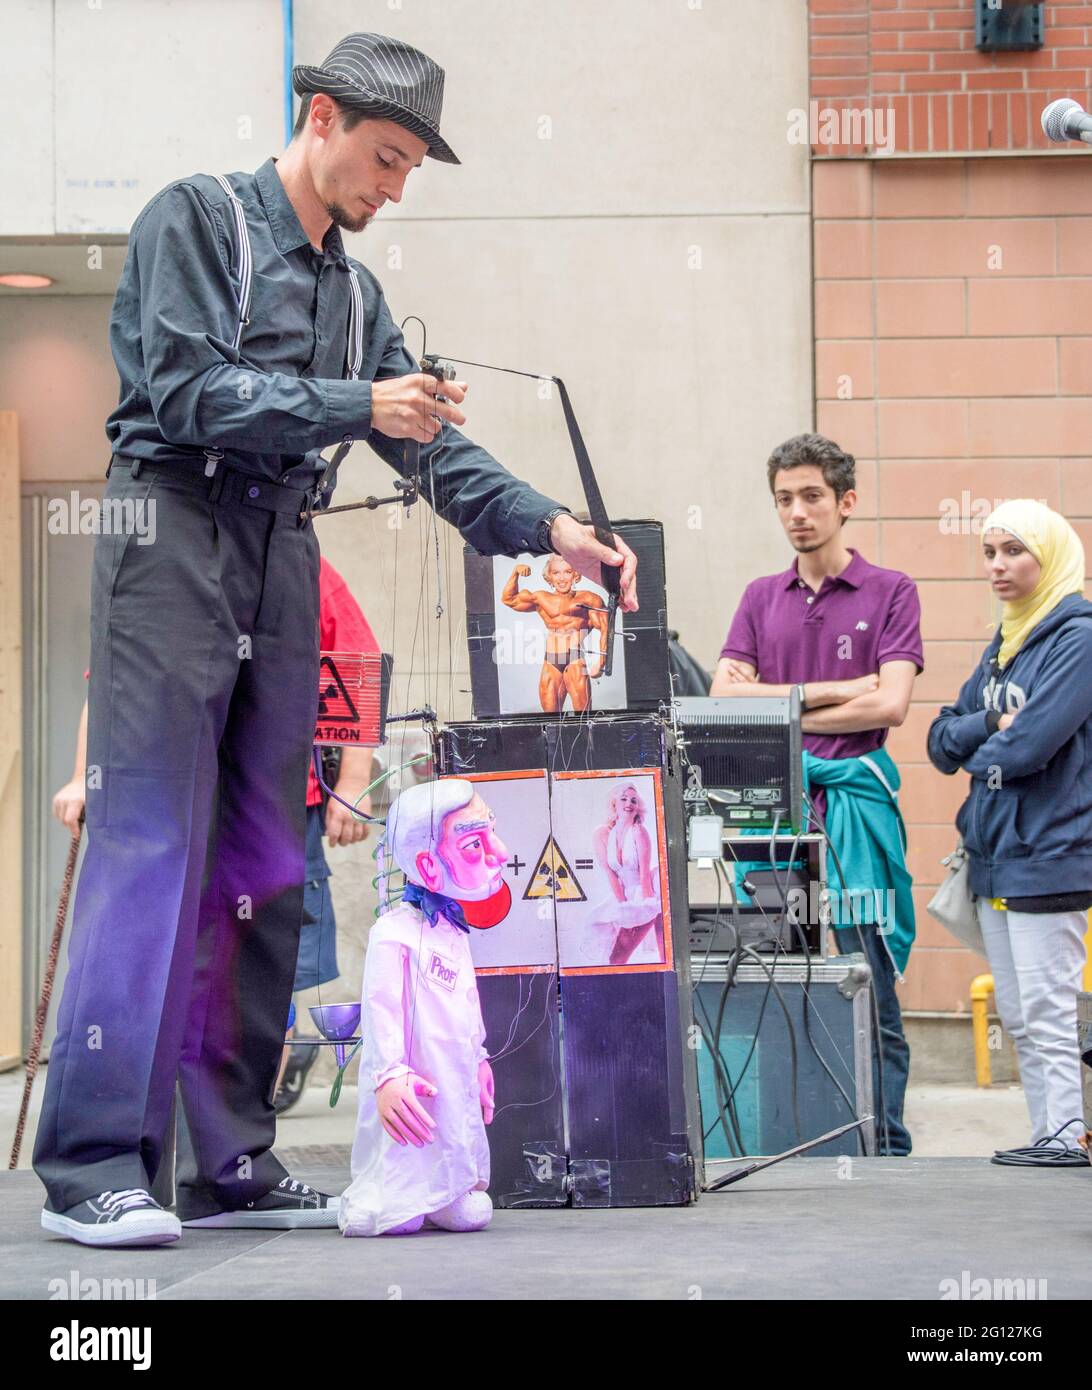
[425,1191,493,1232]
[340,1211,424,1237]
[383,1215,426,1235]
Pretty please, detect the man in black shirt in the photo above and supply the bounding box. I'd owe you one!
[35,32,637,1248]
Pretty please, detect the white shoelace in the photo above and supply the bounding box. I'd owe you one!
[99,1188,154,1213]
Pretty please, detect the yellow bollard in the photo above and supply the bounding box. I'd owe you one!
[971,974,995,1089]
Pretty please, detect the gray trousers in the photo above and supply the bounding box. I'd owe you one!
[33,458,320,1220]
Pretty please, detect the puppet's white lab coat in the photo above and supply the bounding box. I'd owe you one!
[339,902,490,1236]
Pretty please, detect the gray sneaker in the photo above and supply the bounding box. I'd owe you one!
[42,1189,181,1247]
[181,1176,339,1229]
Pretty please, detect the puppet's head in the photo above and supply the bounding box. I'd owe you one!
[386,779,512,926]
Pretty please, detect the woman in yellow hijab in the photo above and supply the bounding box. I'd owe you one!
[985,498,1085,669]
[928,499,1091,1165]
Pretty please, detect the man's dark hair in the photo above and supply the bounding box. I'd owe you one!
[766,433,856,500]
[292,93,377,139]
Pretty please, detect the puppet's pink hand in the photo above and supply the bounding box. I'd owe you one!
[478,1059,495,1125]
[376,1073,438,1147]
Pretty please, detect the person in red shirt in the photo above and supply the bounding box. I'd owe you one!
[53,557,379,1114]
[278,558,379,1109]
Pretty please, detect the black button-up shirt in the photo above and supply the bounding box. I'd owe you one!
[105,156,565,556]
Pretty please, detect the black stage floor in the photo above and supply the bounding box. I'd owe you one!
[2,1147,1088,1301]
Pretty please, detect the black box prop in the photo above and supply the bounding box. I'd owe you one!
[463,520,670,720]
[436,713,704,1208]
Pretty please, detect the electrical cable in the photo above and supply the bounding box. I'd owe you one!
[766,817,864,1153]
[672,733,748,1152]
[763,813,804,1144]
[804,787,891,1157]
[688,791,858,1155]
[674,729,788,1154]
[737,943,802,1146]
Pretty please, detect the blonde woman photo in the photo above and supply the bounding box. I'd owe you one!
[585,783,665,967]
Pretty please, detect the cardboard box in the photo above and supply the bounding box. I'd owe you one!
[436,712,704,1208]
[464,520,670,720]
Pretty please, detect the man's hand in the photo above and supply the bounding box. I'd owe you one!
[838,673,880,701]
[376,1072,438,1147]
[719,659,757,686]
[325,790,372,849]
[588,658,605,679]
[513,564,531,578]
[370,373,469,444]
[52,779,85,835]
[549,514,638,613]
[478,1059,495,1125]
[998,710,1018,732]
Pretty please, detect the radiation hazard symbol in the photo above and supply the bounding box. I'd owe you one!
[317,655,359,724]
[524,835,586,903]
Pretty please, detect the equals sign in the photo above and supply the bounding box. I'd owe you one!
[575,859,594,870]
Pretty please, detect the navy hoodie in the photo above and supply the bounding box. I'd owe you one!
[928,593,1092,898]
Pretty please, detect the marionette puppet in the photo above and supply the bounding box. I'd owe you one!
[339,778,513,1237]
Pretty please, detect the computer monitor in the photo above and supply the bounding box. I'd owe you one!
[673,693,803,830]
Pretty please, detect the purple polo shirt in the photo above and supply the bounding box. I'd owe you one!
[720,549,924,761]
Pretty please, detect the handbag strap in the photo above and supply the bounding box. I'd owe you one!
[941,840,967,870]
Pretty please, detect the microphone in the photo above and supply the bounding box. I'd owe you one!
[1041,98,1092,146]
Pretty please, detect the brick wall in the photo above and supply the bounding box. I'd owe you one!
[810,0,1092,153]
[814,153,1092,1013]
[809,2,1092,1014]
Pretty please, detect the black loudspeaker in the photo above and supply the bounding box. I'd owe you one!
[436,713,704,1208]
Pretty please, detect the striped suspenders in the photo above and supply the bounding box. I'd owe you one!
[202,172,365,479]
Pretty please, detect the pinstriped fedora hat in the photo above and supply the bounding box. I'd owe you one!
[293,33,459,165]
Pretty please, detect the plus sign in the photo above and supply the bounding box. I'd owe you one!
[507,854,526,877]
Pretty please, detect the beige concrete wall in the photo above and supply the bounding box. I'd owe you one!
[0,297,117,483]
[3,1,816,1024]
[1,2,54,235]
[298,0,814,701]
[0,413,22,1064]
[296,0,816,1010]
[3,0,814,662]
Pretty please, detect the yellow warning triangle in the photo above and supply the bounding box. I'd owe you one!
[523,834,586,902]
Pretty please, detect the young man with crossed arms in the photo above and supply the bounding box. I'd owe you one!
[711,434,923,1155]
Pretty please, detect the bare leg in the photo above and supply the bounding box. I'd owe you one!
[564,660,591,712]
[609,917,658,966]
[539,662,564,712]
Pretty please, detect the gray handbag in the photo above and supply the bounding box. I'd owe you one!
[927,841,987,957]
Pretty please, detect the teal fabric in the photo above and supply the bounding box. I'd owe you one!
[804,746,916,976]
